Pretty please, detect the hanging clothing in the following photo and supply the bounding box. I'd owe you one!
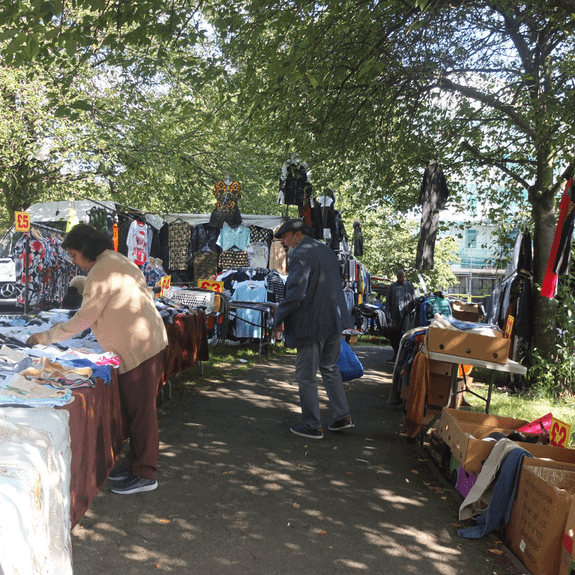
[14,232,75,308]
[167,220,192,271]
[217,222,250,252]
[541,178,575,298]
[265,270,287,304]
[231,282,268,339]
[279,159,312,208]
[248,225,273,247]
[246,242,269,269]
[193,250,219,281]
[88,207,113,236]
[353,221,364,257]
[416,161,450,270]
[126,220,152,266]
[116,217,131,257]
[66,207,79,233]
[218,246,250,271]
[209,180,242,229]
[268,228,288,274]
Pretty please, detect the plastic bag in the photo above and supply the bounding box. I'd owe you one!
[337,338,364,382]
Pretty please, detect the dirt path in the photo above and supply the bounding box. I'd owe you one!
[71,345,527,575]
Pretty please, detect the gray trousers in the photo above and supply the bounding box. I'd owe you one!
[295,333,352,430]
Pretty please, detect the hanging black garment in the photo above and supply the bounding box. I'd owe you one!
[280,163,312,207]
[310,200,324,239]
[159,222,170,267]
[553,178,575,276]
[332,211,346,251]
[353,221,364,257]
[116,217,131,257]
[191,223,220,253]
[415,161,450,270]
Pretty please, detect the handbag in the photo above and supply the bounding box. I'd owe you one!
[337,338,364,382]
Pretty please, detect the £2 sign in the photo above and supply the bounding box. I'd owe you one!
[550,417,571,448]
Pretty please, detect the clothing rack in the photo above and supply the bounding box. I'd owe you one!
[22,224,72,314]
[31,221,66,236]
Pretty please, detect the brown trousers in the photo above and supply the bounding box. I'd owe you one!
[118,347,166,480]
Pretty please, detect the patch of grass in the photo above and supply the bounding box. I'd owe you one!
[464,369,575,448]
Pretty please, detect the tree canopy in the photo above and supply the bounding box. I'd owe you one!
[2,0,575,360]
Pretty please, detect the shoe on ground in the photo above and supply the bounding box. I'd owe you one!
[110,474,158,494]
[386,356,396,364]
[328,417,355,432]
[290,425,323,439]
[108,467,131,482]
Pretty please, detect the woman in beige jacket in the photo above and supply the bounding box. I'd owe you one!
[27,223,168,495]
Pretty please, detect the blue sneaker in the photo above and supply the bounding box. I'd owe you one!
[328,417,355,432]
[290,425,323,439]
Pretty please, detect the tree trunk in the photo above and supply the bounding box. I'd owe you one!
[529,152,558,359]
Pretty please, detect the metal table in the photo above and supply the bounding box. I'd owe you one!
[228,301,278,362]
[427,351,527,414]
[416,352,527,442]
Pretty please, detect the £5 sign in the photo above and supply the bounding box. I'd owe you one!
[15,212,30,232]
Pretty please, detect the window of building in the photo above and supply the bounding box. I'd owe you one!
[466,229,477,248]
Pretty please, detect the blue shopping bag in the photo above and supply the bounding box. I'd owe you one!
[338,338,364,382]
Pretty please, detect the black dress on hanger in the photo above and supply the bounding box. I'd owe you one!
[415,161,449,270]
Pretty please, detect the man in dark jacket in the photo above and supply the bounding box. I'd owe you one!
[385,270,415,363]
[272,219,354,440]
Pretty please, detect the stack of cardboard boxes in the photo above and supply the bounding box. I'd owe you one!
[437,408,575,575]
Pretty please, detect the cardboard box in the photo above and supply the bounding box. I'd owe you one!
[429,430,452,470]
[504,465,575,575]
[427,326,510,364]
[558,498,575,575]
[559,493,575,575]
[451,301,484,322]
[439,408,575,473]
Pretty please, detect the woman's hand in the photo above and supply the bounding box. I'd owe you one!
[26,333,43,346]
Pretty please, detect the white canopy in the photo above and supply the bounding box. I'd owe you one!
[26,201,117,224]
[164,213,284,231]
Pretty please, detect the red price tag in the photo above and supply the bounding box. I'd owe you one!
[15,212,30,232]
[550,418,571,448]
[197,279,223,293]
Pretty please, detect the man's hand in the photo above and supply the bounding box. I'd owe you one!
[273,326,284,341]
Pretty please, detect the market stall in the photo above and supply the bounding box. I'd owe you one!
[0,304,209,575]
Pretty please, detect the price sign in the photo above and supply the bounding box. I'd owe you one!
[504,315,514,339]
[197,279,223,293]
[550,417,571,448]
[159,275,171,296]
[15,212,30,232]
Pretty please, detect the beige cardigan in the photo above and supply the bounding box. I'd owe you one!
[38,250,168,374]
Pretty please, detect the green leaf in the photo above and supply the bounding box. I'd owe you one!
[55,105,71,118]
[65,36,76,58]
[70,100,93,111]
[306,72,318,89]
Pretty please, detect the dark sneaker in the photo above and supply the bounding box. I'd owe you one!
[110,474,158,494]
[328,417,355,432]
[290,425,323,439]
[108,467,131,482]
